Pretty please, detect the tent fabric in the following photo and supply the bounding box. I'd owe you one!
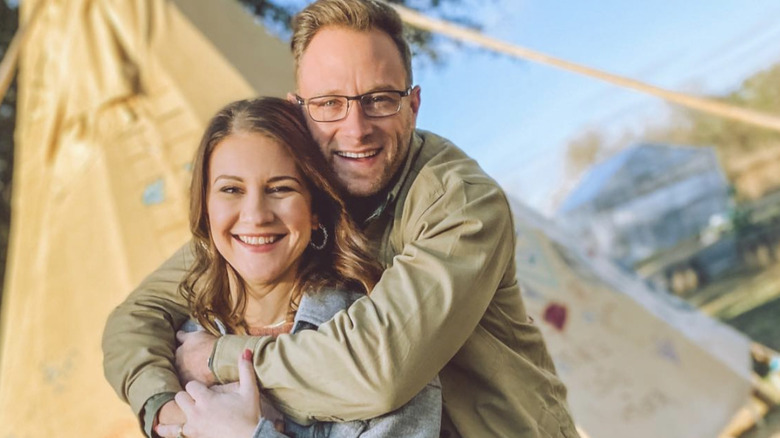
[0,0,293,436]
[0,0,751,436]
[509,198,751,438]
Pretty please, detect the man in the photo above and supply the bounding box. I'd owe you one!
[102,1,579,437]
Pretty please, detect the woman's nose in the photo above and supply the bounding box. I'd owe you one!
[241,193,275,224]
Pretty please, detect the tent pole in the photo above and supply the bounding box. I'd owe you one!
[391,3,780,133]
[0,1,45,103]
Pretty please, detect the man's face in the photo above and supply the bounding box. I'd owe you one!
[293,27,421,198]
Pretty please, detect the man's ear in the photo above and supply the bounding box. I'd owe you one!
[286,92,298,104]
[409,85,421,116]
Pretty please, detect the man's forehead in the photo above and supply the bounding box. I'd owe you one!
[296,27,407,95]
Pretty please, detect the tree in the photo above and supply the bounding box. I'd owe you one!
[564,128,605,176]
[0,0,18,302]
[680,64,780,158]
[563,62,780,193]
[237,0,482,63]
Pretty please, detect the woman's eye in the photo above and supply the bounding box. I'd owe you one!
[219,186,241,194]
[268,185,294,194]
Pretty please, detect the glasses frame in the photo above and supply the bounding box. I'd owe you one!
[295,87,413,122]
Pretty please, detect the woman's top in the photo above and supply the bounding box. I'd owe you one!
[185,288,442,438]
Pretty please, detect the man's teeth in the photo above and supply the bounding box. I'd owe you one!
[336,150,379,159]
[237,235,279,245]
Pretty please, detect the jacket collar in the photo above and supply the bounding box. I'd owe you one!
[360,130,424,225]
[292,288,358,330]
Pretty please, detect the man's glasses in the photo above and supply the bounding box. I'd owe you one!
[295,88,413,122]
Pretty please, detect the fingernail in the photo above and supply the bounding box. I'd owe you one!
[243,349,252,361]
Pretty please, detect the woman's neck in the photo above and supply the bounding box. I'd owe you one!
[228,271,295,330]
[244,281,295,329]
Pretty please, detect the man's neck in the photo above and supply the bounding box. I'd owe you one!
[347,135,416,224]
[347,191,388,225]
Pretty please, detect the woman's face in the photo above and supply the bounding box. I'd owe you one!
[207,131,318,288]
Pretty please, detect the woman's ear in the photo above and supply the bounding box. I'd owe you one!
[311,213,319,230]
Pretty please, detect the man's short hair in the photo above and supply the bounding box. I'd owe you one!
[291,0,413,86]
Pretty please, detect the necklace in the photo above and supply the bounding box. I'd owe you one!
[263,319,288,328]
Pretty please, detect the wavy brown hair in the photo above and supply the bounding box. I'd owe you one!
[181,97,382,335]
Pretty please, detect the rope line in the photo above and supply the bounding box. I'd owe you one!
[390,3,780,133]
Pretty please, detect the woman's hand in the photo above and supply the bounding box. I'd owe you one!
[164,349,263,438]
[154,400,186,438]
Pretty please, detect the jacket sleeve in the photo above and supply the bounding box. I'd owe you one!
[211,179,515,423]
[101,242,194,416]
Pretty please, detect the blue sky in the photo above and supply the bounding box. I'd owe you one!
[411,0,780,214]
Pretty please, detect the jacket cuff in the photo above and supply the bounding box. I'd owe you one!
[128,368,183,417]
[142,392,176,438]
[211,335,262,384]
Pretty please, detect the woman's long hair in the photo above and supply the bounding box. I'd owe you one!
[181,97,382,335]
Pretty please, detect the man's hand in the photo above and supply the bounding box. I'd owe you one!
[175,330,217,386]
[172,349,263,438]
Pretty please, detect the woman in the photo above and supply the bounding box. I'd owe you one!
[154,97,441,438]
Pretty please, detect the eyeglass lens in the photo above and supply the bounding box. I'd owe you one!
[307,91,404,122]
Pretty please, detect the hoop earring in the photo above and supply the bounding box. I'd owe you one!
[309,223,328,250]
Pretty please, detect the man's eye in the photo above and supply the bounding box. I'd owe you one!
[313,98,343,108]
[368,94,393,104]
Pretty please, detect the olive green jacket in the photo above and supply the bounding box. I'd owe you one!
[102,130,578,438]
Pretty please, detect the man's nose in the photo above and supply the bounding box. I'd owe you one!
[340,100,374,139]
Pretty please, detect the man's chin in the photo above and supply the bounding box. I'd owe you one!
[341,178,384,199]
[345,186,381,199]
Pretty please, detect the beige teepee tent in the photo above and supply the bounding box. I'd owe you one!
[507,198,752,438]
[0,0,292,436]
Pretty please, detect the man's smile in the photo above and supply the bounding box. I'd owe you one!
[334,149,381,159]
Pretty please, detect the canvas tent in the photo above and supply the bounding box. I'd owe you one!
[0,0,753,437]
[508,198,751,438]
[0,0,293,436]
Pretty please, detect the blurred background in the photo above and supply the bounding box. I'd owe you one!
[0,0,778,437]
